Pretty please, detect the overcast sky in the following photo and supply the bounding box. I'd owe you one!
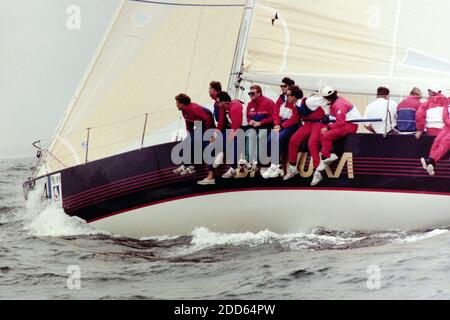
[0,0,120,159]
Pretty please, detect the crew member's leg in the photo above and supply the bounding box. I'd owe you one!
[263,125,298,179]
[309,123,327,186]
[319,124,357,171]
[422,128,450,176]
[284,123,312,180]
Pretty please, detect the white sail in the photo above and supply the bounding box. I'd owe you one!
[39,0,246,175]
[242,0,450,96]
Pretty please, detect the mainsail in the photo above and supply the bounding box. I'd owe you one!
[38,0,246,175]
[38,0,450,177]
[242,0,450,96]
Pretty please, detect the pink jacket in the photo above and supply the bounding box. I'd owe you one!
[329,97,356,130]
[416,93,448,131]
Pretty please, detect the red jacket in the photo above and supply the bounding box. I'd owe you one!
[273,95,300,128]
[416,93,448,131]
[397,96,422,111]
[329,97,356,130]
[217,100,243,132]
[247,95,275,126]
[182,102,215,133]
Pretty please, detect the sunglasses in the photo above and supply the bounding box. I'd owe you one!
[248,92,257,96]
[280,84,288,88]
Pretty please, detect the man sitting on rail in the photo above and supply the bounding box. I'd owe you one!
[316,87,360,182]
[416,86,448,139]
[396,87,423,133]
[421,99,450,176]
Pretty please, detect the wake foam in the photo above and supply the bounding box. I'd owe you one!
[19,189,109,237]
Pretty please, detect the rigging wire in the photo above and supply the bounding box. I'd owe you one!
[176,1,206,141]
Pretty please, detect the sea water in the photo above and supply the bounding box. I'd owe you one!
[0,158,449,299]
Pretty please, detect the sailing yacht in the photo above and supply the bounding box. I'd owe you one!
[24,0,450,238]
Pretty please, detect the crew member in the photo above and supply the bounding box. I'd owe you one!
[416,86,448,139]
[263,78,300,179]
[316,87,360,182]
[396,87,422,133]
[246,85,275,170]
[173,93,215,176]
[209,81,226,127]
[283,86,331,187]
[364,87,398,135]
[421,102,450,176]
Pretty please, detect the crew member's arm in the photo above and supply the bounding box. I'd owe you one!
[281,103,300,129]
[329,104,348,130]
[444,103,450,127]
[247,101,255,126]
[415,102,427,139]
[273,98,282,129]
[260,99,275,127]
[228,105,243,141]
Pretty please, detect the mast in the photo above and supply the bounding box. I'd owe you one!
[227,0,256,99]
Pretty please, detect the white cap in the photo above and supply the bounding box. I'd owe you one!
[321,86,336,97]
[428,85,442,93]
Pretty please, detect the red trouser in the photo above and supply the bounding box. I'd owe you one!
[430,127,450,162]
[320,123,358,158]
[288,122,326,168]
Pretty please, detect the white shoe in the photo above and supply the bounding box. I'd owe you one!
[311,171,323,186]
[173,165,187,175]
[421,158,427,170]
[222,167,236,179]
[317,154,338,171]
[283,165,299,181]
[421,158,436,176]
[180,166,196,176]
[197,178,216,185]
[427,164,435,176]
[263,164,284,179]
[213,152,224,169]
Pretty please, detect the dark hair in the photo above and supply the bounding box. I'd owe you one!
[250,85,262,94]
[210,81,222,92]
[282,77,295,87]
[377,86,390,96]
[325,91,338,102]
[216,91,232,103]
[288,85,304,99]
[175,93,191,105]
